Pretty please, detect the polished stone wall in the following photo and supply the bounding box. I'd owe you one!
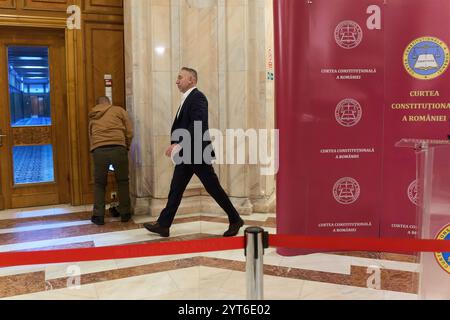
[124,0,275,216]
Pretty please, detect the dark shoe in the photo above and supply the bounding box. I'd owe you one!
[110,206,132,222]
[109,206,120,218]
[121,214,132,223]
[143,222,170,238]
[223,218,244,237]
[91,215,105,226]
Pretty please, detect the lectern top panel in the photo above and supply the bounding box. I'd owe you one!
[395,138,450,148]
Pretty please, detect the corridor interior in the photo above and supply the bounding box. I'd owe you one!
[0,205,419,300]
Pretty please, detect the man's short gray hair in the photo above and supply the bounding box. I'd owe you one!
[97,96,111,105]
[181,67,198,82]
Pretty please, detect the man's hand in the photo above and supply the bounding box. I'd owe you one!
[165,144,181,157]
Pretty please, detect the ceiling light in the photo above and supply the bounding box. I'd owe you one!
[18,57,44,61]
[15,66,48,69]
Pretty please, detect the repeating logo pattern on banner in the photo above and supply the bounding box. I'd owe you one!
[434,224,450,275]
[276,0,450,259]
[407,180,418,206]
[335,20,364,49]
[333,177,361,205]
[335,99,363,127]
[403,36,450,80]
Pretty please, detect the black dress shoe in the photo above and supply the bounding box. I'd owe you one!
[109,206,120,218]
[110,207,132,222]
[91,215,105,226]
[143,222,170,238]
[121,214,132,223]
[223,218,244,237]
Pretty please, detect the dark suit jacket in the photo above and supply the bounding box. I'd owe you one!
[170,88,215,164]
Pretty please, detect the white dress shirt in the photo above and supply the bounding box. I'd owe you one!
[176,86,197,119]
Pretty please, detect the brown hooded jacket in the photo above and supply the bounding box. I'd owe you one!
[88,104,133,152]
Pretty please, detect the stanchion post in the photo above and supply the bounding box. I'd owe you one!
[245,227,269,300]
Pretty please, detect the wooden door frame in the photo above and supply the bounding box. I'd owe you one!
[0,29,67,208]
[0,14,84,207]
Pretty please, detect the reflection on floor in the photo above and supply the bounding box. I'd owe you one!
[13,145,54,184]
[13,117,51,127]
[0,205,419,300]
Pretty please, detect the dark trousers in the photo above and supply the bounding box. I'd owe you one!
[158,164,241,228]
[92,146,131,217]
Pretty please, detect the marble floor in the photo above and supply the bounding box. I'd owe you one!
[0,204,420,300]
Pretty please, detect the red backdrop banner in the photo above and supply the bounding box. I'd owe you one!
[275,0,450,255]
[382,0,450,238]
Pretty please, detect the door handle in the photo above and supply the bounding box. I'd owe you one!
[0,134,6,147]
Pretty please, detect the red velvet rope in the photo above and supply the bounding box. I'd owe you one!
[0,237,245,267]
[0,234,448,268]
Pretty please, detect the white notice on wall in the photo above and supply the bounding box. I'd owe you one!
[104,74,113,104]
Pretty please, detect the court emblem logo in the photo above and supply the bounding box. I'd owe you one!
[335,21,363,49]
[335,99,363,127]
[403,36,449,80]
[407,180,418,206]
[434,224,450,275]
[333,177,360,205]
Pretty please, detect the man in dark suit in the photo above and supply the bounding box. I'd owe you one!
[144,67,244,238]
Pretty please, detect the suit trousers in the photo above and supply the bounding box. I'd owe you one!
[158,164,241,228]
[92,146,131,217]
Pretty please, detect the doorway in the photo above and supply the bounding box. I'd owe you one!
[0,28,70,209]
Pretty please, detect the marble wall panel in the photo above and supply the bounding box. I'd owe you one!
[124,0,275,215]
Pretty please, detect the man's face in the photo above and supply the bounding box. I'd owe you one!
[176,70,195,93]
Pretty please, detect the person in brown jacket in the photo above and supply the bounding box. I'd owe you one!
[88,96,133,225]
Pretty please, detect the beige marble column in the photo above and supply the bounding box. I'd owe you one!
[248,0,276,212]
[124,0,275,216]
[124,0,153,215]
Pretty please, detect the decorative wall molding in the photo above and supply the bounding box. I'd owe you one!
[0,14,67,28]
[13,127,52,146]
[23,0,69,12]
[0,0,16,9]
[83,0,123,15]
